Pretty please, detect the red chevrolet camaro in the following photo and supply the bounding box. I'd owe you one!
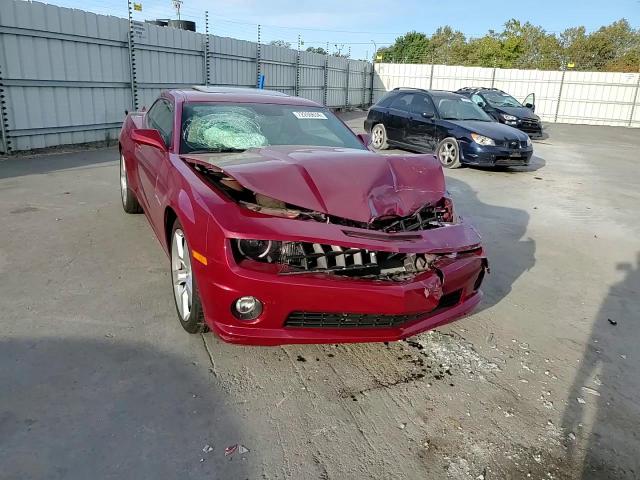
[119,86,488,345]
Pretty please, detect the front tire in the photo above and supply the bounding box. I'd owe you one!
[171,219,209,334]
[371,123,389,150]
[120,153,143,213]
[436,137,462,169]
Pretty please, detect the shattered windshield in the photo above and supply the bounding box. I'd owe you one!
[180,102,365,153]
[482,91,523,108]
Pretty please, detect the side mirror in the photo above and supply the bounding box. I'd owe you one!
[131,128,167,151]
[421,111,435,119]
[356,133,371,146]
[478,102,486,109]
[525,103,535,112]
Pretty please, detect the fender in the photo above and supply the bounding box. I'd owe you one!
[177,189,195,225]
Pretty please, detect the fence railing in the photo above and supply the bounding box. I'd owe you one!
[0,0,371,152]
[373,63,640,128]
[1,0,639,153]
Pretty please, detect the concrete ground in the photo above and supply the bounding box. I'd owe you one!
[1,116,639,480]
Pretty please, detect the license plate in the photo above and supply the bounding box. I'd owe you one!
[510,151,521,158]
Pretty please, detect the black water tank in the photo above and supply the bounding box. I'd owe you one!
[168,19,196,31]
[145,19,169,27]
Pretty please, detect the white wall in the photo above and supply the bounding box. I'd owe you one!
[374,63,640,128]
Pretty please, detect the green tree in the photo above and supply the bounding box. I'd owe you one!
[377,18,638,72]
[429,26,468,65]
[306,46,327,55]
[378,31,430,63]
[499,20,562,69]
[269,40,291,49]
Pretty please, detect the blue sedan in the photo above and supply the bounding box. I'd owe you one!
[364,88,533,168]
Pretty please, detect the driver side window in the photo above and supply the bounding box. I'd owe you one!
[410,94,435,116]
[389,93,413,113]
[147,99,174,147]
[471,94,486,108]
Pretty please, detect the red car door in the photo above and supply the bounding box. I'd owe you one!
[137,99,174,234]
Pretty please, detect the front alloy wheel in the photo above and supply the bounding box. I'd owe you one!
[370,124,388,150]
[437,138,461,169]
[170,221,208,333]
[172,229,193,322]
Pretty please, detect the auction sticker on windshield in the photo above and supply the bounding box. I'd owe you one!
[292,111,328,119]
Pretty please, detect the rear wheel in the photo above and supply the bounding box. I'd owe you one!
[171,220,208,334]
[371,123,389,150]
[120,153,143,213]
[436,137,461,169]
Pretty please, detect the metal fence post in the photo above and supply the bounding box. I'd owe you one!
[554,68,566,123]
[628,66,640,127]
[345,61,350,109]
[429,52,435,90]
[491,67,496,88]
[204,11,210,86]
[361,64,366,107]
[369,61,375,105]
[0,60,10,154]
[126,0,138,110]
[295,34,301,97]
[256,24,261,87]
[323,53,329,106]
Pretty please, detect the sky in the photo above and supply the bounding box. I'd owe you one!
[40,0,640,59]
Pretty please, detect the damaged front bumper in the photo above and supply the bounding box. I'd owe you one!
[197,214,488,345]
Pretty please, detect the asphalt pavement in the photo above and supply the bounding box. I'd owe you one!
[1,116,639,479]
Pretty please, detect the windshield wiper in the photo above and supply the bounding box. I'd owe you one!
[186,148,247,154]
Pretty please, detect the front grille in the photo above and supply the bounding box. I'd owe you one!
[278,242,388,274]
[519,119,541,132]
[521,119,539,127]
[497,140,528,148]
[285,290,463,328]
[285,311,430,328]
[274,242,436,280]
[495,157,528,166]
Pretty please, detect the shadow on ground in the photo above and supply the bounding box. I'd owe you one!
[0,337,246,480]
[561,253,640,479]
[445,176,536,311]
[0,147,117,179]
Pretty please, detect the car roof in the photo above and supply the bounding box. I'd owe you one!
[167,86,321,107]
[456,87,505,94]
[391,88,464,99]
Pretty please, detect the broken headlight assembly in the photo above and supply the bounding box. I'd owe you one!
[232,239,445,281]
[236,239,281,260]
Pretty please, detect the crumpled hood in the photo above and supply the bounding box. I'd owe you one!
[183,146,446,223]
